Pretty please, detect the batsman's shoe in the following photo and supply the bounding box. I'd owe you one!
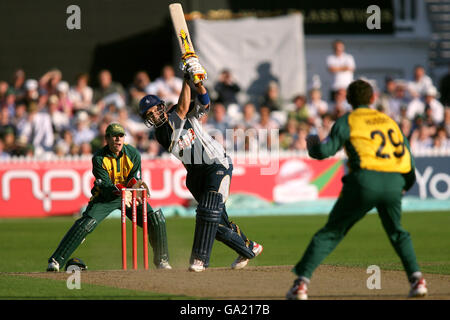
[408,277,428,298]
[189,259,205,272]
[231,242,263,270]
[46,258,60,272]
[286,278,308,300]
[157,260,173,270]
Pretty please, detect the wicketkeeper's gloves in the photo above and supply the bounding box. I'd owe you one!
[131,179,150,204]
[113,183,133,207]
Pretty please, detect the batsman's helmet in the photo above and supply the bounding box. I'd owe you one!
[139,95,167,127]
[139,95,164,117]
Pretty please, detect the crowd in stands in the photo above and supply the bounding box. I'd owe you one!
[1,40,450,160]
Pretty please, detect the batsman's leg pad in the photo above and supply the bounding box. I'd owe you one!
[148,209,170,266]
[190,191,223,267]
[216,219,255,259]
[48,216,97,268]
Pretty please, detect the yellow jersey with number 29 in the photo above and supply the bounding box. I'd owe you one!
[347,108,411,173]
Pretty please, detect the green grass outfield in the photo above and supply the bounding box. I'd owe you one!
[0,211,448,299]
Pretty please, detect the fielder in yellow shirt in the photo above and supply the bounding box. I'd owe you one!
[286,80,427,300]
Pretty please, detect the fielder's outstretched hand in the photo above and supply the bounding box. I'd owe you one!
[306,134,321,151]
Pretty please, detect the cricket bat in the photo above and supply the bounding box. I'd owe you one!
[169,3,196,60]
[169,3,206,84]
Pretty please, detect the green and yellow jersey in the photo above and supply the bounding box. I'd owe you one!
[90,144,142,202]
[309,106,416,190]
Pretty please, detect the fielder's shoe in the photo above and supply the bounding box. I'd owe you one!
[286,278,308,300]
[157,260,173,270]
[46,258,60,272]
[408,277,428,298]
[231,242,263,270]
[189,259,205,272]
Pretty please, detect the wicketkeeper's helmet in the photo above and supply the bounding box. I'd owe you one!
[64,257,88,271]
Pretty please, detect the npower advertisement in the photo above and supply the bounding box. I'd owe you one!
[0,156,343,217]
[1,156,448,218]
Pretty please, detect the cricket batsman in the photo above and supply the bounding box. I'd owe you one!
[47,123,171,271]
[286,79,427,299]
[138,55,263,272]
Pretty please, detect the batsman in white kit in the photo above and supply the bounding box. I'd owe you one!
[138,55,263,272]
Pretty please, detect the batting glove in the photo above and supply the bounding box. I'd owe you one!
[180,53,198,71]
[181,56,207,85]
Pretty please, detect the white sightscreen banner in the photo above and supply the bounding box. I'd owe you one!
[191,13,306,106]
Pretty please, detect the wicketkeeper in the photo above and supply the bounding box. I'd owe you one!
[138,55,263,272]
[47,123,171,271]
[286,79,427,300]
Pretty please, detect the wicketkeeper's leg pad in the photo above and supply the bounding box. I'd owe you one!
[148,209,170,266]
[190,191,223,267]
[48,216,98,268]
